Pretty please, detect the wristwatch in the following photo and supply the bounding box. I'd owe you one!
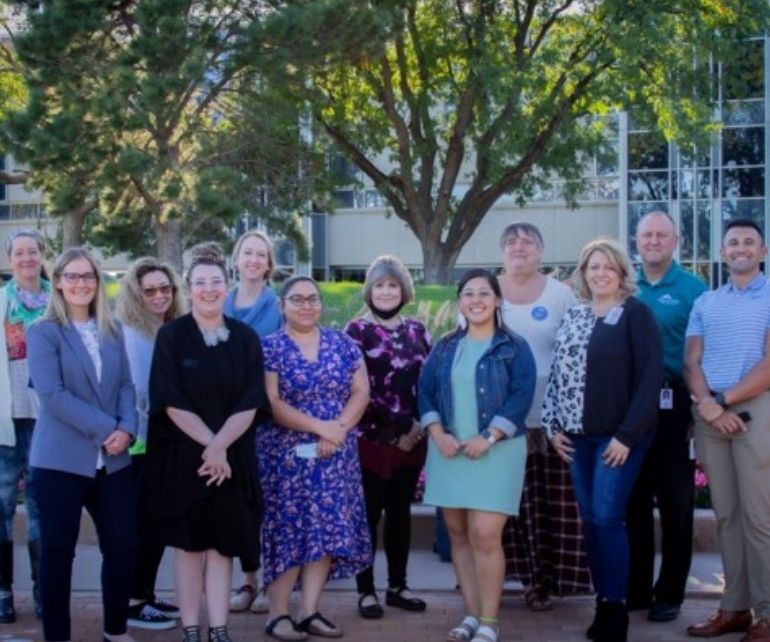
[714,392,729,409]
[481,428,497,445]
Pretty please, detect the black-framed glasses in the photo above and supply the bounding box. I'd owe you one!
[60,271,97,284]
[285,294,322,307]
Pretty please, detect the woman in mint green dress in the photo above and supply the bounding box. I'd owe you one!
[419,269,535,642]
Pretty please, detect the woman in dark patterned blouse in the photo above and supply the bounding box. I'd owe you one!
[345,255,431,620]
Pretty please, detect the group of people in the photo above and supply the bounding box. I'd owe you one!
[0,212,768,642]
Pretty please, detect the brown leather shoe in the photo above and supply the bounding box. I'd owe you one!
[687,610,752,637]
[743,618,770,642]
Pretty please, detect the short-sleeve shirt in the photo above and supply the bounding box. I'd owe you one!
[686,273,770,392]
[501,278,576,427]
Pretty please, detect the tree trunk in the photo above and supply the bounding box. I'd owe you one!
[156,219,184,272]
[60,204,91,249]
[421,240,461,284]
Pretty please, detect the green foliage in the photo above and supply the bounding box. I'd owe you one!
[316,281,457,337]
[259,0,769,282]
[2,0,326,263]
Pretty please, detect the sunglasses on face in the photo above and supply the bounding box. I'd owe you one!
[142,284,174,298]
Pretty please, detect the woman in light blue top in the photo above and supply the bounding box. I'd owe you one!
[419,269,535,642]
[224,230,280,613]
[224,230,281,339]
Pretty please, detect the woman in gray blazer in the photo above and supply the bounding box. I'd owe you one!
[27,247,138,642]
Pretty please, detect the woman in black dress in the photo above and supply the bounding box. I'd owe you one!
[143,246,269,642]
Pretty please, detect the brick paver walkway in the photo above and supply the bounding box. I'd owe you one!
[0,590,741,642]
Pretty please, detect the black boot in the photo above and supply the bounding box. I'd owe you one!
[0,541,15,623]
[595,601,628,642]
[28,540,42,619]
[585,597,607,640]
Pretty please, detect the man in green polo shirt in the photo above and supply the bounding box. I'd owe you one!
[626,211,708,623]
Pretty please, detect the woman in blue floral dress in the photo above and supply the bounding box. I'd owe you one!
[260,276,371,641]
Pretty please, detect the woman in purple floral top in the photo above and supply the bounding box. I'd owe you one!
[345,255,431,620]
[260,276,371,641]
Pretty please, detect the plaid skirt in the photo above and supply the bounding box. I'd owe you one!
[502,429,592,595]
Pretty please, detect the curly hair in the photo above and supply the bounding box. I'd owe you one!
[116,257,186,338]
[186,241,228,285]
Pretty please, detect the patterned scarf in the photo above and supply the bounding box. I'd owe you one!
[5,278,51,328]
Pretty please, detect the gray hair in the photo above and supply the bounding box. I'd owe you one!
[5,228,46,256]
[499,222,544,251]
[362,255,415,307]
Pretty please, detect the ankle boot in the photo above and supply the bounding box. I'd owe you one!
[0,542,15,623]
[28,539,42,618]
[182,625,202,642]
[595,601,628,642]
[585,597,607,640]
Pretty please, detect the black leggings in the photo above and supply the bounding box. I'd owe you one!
[356,465,421,594]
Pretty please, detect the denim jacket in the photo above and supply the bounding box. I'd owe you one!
[418,326,536,439]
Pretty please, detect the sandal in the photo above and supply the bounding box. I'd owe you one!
[524,586,554,612]
[470,624,499,642]
[446,615,479,642]
[297,612,343,638]
[265,615,308,641]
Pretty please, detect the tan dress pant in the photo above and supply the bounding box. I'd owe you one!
[694,390,770,617]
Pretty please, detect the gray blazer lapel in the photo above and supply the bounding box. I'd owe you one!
[61,324,102,400]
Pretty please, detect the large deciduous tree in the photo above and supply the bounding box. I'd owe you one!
[263,0,768,283]
[3,0,317,267]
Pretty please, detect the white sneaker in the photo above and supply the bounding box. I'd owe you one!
[250,588,270,613]
[229,584,257,612]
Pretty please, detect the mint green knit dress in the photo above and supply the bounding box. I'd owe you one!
[422,336,527,516]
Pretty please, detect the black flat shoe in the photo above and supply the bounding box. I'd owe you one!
[648,602,681,622]
[358,593,384,619]
[385,587,426,612]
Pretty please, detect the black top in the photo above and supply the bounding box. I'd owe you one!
[583,296,662,446]
[143,313,269,555]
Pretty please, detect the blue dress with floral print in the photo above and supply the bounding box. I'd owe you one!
[258,328,372,586]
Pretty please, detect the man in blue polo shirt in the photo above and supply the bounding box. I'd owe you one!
[684,218,770,641]
[627,211,707,624]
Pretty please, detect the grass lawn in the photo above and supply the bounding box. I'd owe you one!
[319,281,457,337]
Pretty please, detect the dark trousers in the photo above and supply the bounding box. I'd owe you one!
[356,465,421,594]
[627,382,694,607]
[131,455,165,602]
[33,466,136,641]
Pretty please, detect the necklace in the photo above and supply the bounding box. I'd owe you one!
[199,324,230,347]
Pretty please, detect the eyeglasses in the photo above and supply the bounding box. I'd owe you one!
[459,289,495,300]
[60,271,98,284]
[285,294,322,307]
[190,278,226,289]
[142,285,174,298]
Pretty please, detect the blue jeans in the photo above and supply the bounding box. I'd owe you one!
[0,418,39,542]
[569,432,652,602]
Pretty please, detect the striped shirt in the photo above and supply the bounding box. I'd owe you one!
[686,273,770,392]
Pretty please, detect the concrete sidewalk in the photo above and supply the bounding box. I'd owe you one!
[0,548,729,642]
